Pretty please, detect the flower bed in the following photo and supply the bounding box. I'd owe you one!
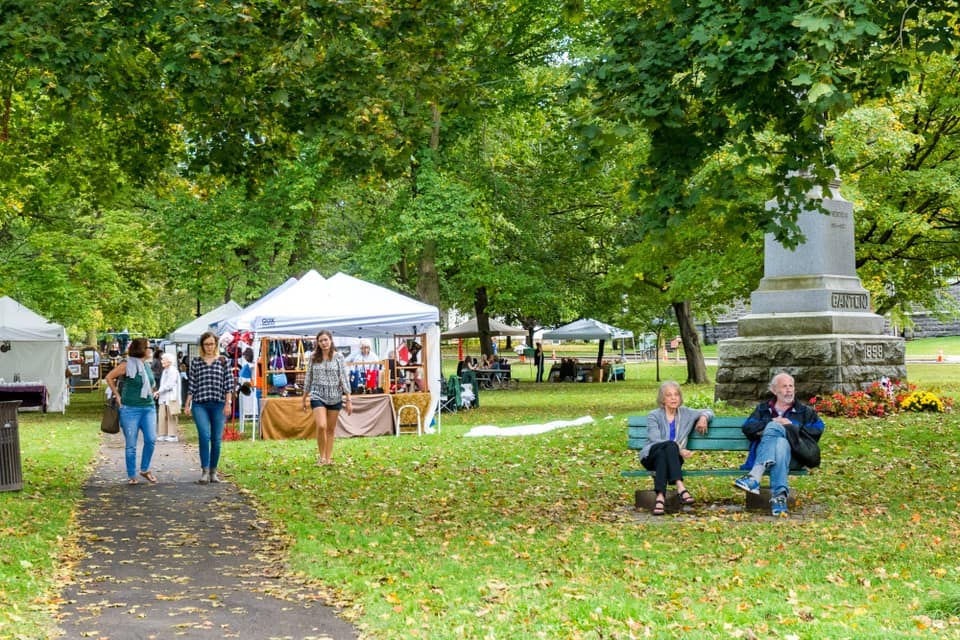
[811,380,953,417]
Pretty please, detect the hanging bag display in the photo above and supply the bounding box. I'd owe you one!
[269,342,288,388]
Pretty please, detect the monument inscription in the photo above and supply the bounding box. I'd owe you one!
[831,292,868,310]
[864,344,884,360]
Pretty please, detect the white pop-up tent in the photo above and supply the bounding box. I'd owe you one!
[212,276,302,334]
[250,271,442,429]
[541,318,635,367]
[0,296,68,412]
[441,317,526,339]
[168,300,243,344]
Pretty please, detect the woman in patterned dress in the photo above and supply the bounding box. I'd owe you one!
[301,330,352,465]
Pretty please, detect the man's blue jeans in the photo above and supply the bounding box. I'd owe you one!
[192,401,226,470]
[119,404,157,479]
[755,421,792,497]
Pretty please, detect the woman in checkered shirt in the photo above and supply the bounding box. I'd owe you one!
[184,331,234,484]
[302,330,352,466]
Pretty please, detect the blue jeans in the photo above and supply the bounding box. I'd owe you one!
[119,404,157,479]
[754,421,792,497]
[192,401,225,470]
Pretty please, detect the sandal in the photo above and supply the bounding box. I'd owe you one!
[652,498,666,516]
[127,477,139,485]
[140,471,158,484]
[678,489,695,505]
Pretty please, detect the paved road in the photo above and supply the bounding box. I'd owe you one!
[55,437,361,640]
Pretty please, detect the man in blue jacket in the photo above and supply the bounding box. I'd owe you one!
[734,372,825,517]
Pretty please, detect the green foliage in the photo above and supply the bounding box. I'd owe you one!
[828,53,960,317]
[682,391,731,412]
[575,0,960,240]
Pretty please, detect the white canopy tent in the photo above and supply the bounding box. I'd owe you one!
[212,276,302,334]
[234,271,441,430]
[168,300,243,344]
[441,317,527,339]
[541,318,635,367]
[0,297,68,412]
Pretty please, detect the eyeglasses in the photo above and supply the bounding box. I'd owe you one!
[202,341,216,347]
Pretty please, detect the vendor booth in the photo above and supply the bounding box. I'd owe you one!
[218,272,441,439]
[542,318,634,382]
[0,297,68,412]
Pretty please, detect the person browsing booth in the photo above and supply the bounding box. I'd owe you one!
[345,339,380,392]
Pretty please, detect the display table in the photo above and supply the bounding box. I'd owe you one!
[259,394,396,440]
[0,383,47,412]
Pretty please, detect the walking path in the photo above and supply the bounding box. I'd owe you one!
[55,437,361,640]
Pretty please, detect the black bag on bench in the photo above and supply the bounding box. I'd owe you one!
[784,423,821,468]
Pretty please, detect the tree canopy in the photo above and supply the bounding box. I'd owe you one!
[1,0,959,346]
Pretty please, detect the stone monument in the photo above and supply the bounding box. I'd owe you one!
[715,175,906,403]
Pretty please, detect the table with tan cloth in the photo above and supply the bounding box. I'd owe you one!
[259,394,397,440]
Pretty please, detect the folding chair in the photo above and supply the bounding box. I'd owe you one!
[395,404,422,436]
[440,375,461,413]
[238,390,259,441]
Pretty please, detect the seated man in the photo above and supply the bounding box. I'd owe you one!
[734,371,825,518]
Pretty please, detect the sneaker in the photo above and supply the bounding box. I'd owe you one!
[209,470,220,483]
[199,469,209,484]
[733,476,760,495]
[771,494,789,518]
[167,435,178,442]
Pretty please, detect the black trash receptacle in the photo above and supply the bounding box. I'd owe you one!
[0,401,22,492]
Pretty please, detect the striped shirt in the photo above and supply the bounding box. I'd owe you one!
[303,354,350,404]
[188,356,234,404]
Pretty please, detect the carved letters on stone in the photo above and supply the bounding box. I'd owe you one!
[830,292,868,310]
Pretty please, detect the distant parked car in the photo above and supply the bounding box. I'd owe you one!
[513,343,528,355]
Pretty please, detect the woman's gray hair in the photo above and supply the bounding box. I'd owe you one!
[161,352,175,365]
[657,380,682,407]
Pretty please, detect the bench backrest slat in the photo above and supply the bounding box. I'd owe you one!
[627,416,750,452]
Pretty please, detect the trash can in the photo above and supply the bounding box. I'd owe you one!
[0,401,22,492]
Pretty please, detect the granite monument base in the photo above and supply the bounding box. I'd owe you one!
[716,334,906,403]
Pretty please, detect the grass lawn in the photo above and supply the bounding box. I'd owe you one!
[2,353,960,638]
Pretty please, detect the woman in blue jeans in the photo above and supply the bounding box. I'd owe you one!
[184,331,235,484]
[104,337,158,485]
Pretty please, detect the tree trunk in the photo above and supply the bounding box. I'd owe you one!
[672,300,708,384]
[473,287,492,357]
[416,238,441,309]
[413,101,443,309]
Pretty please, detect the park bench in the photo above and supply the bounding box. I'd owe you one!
[622,416,808,512]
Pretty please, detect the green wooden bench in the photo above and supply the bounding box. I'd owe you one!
[623,416,808,511]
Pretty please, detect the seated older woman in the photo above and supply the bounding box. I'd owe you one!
[639,381,713,515]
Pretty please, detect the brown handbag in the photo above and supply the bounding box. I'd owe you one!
[100,398,120,434]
